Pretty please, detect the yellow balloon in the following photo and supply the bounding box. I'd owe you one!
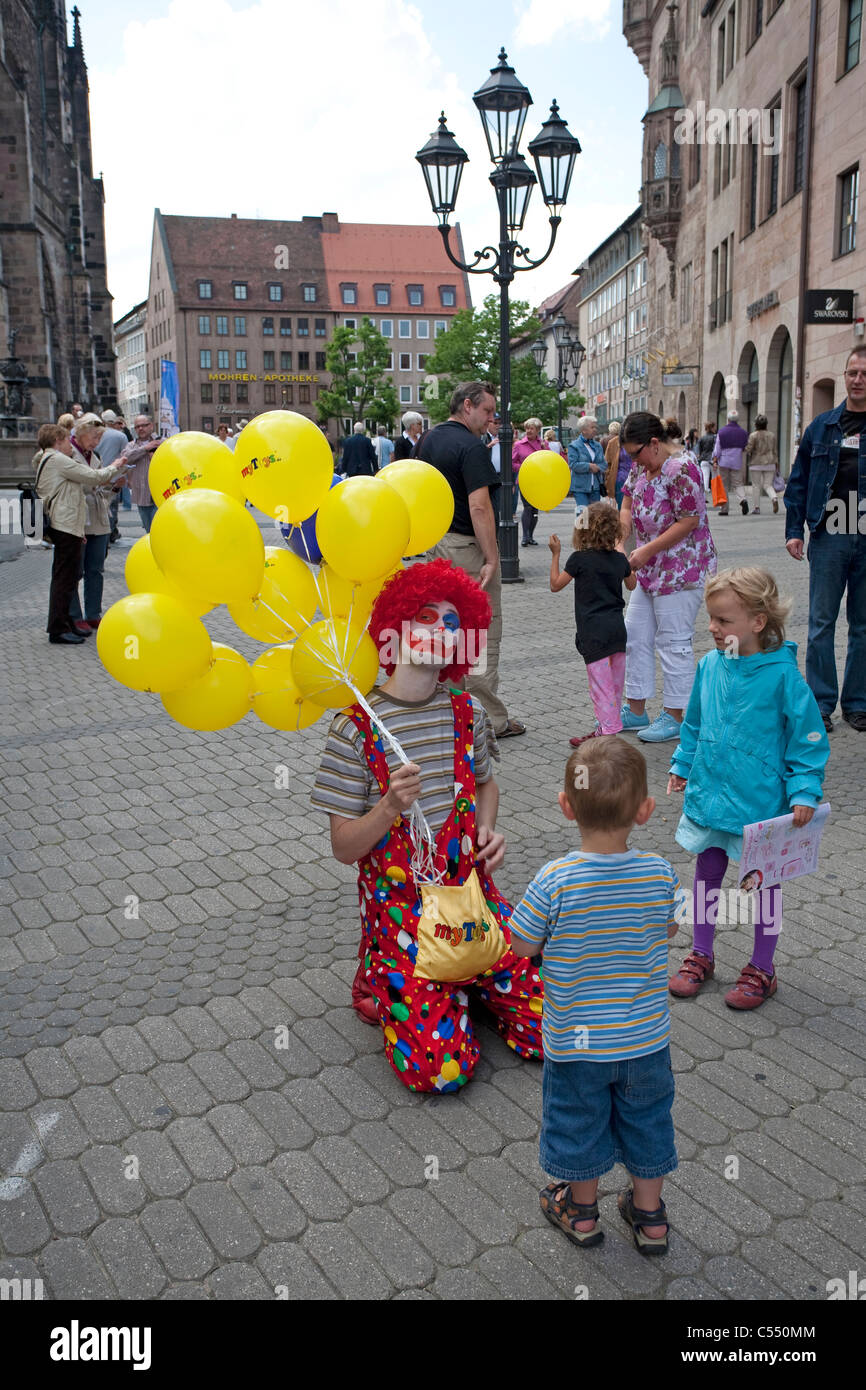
[518,452,572,510]
[150,489,265,605]
[96,593,212,694]
[292,618,379,709]
[125,536,212,618]
[316,477,410,583]
[160,643,253,731]
[228,547,318,643]
[379,460,454,553]
[251,646,323,731]
[235,411,334,522]
[316,561,404,621]
[148,432,244,507]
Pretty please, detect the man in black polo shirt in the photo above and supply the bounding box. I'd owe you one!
[416,381,526,738]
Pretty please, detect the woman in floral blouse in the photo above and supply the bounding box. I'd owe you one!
[617,411,717,743]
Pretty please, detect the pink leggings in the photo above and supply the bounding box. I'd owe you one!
[585,651,626,734]
[693,846,781,975]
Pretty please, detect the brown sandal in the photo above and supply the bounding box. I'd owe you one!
[497,719,527,739]
[539,1182,604,1248]
[617,1189,669,1255]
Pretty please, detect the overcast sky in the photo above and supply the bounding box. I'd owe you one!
[77,0,648,322]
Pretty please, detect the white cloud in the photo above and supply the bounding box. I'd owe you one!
[90,0,497,317]
[514,0,612,47]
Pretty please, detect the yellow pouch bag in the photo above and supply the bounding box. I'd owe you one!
[413,868,508,982]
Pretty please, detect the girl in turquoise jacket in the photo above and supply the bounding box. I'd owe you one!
[666,567,829,1010]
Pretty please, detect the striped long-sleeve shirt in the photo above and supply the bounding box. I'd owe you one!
[510,849,682,1062]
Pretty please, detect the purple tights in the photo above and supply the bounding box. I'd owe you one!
[692,846,781,975]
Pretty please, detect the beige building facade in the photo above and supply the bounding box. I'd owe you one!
[625,0,865,466]
[575,208,651,430]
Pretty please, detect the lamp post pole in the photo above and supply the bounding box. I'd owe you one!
[416,53,581,583]
[532,314,585,455]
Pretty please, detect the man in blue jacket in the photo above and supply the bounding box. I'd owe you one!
[785,345,866,733]
[567,416,604,515]
[340,422,378,477]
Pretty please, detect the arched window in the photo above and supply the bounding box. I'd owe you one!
[654,141,667,179]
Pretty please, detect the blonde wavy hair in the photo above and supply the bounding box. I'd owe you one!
[607,420,621,435]
[704,567,792,651]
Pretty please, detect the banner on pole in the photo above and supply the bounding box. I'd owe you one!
[159,360,181,437]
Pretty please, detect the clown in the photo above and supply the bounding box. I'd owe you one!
[311,559,543,1092]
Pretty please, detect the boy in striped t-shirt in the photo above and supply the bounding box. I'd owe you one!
[510,738,682,1255]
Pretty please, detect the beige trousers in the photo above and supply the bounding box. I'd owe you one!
[718,467,746,511]
[431,531,509,734]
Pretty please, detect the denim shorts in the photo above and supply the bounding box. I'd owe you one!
[540,1045,678,1182]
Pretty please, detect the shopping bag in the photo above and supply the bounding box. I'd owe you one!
[413,867,507,982]
[772,471,786,493]
[711,474,728,507]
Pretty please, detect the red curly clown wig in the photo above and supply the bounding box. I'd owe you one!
[368,558,491,684]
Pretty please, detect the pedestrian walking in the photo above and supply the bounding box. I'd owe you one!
[744,415,780,514]
[712,411,750,515]
[510,738,681,1255]
[696,423,716,495]
[548,501,637,745]
[618,411,717,743]
[513,417,547,546]
[784,344,866,732]
[567,416,604,517]
[667,567,829,1009]
[373,425,394,469]
[340,422,378,477]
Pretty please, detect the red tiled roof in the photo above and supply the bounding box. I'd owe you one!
[320,222,471,314]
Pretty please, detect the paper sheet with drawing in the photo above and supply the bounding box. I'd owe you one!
[737,803,831,891]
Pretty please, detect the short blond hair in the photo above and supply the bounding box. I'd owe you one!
[704,567,792,651]
[523,417,543,430]
[564,739,648,830]
[57,413,74,430]
[607,420,621,435]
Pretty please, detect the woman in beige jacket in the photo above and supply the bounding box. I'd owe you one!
[744,415,780,514]
[35,423,127,645]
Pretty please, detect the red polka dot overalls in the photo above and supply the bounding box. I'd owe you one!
[346,688,543,1093]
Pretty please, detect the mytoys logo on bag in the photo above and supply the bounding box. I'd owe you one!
[240,453,278,479]
[433,918,492,947]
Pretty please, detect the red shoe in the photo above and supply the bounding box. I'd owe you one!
[351,961,379,1026]
[669,951,714,998]
[569,729,603,747]
[85,618,101,630]
[71,620,92,636]
[724,962,777,1010]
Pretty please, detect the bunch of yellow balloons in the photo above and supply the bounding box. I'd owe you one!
[96,415,455,734]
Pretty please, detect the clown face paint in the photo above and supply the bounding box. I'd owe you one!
[402,600,462,668]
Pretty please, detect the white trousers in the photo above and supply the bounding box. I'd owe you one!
[624,583,704,708]
[750,466,776,505]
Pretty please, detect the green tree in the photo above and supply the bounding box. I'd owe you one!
[317,317,399,429]
[422,293,584,425]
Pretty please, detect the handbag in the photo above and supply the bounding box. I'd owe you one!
[19,455,52,538]
[772,471,786,493]
[413,867,508,982]
[711,474,728,507]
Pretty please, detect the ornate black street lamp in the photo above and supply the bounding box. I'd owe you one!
[416,51,581,582]
[533,311,586,447]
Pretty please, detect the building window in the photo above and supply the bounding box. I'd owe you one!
[198,280,213,299]
[766,100,781,215]
[844,0,862,71]
[341,284,357,304]
[399,385,412,403]
[298,351,310,369]
[399,353,411,370]
[237,382,249,402]
[201,417,213,432]
[297,318,309,336]
[434,320,447,337]
[200,349,212,369]
[379,319,393,337]
[838,166,859,255]
[268,283,283,302]
[280,352,292,369]
[299,385,311,404]
[201,384,213,402]
[234,316,247,336]
[218,383,231,403]
[264,383,276,404]
[262,317,274,336]
[198,315,211,335]
[233,282,248,300]
[283,386,294,404]
[727,4,736,71]
[374,285,391,306]
[302,284,317,302]
[235,350,247,369]
[398,320,412,338]
[384,352,394,369]
[417,354,428,371]
[407,284,424,306]
[416,320,429,339]
[751,0,763,40]
[216,315,228,335]
[343,318,357,331]
[277,318,291,337]
[315,318,326,337]
[679,264,692,324]
[217,349,229,369]
[315,351,326,369]
[439,285,456,306]
[263,351,275,370]
[792,78,807,194]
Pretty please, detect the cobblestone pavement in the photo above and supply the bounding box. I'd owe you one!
[1,503,864,1302]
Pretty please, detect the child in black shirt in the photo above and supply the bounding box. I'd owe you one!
[550,501,637,746]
